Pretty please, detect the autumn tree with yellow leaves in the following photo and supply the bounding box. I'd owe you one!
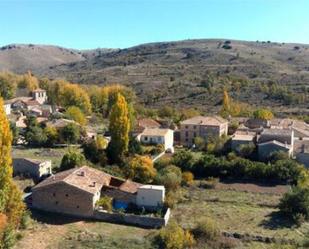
[125,155,156,183]
[107,93,130,163]
[0,98,25,248]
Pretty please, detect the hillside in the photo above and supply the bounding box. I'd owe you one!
[2,39,309,114]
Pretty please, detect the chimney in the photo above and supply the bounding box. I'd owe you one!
[78,171,85,177]
[91,181,96,187]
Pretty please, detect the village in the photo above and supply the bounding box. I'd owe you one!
[1,74,309,249]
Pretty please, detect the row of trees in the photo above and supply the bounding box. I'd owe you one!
[172,150,306,184]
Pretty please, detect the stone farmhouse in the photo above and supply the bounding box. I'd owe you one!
[180,116,228,147]
[31,166,165,218]
[13,158,52,180]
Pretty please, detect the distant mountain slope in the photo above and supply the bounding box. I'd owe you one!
[40,39,309,113]
[2,39,309,113]
[0,44,87,73]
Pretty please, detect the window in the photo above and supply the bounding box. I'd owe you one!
[144,136,148,141]
[55,201,58,205]
[194,126,196,129]
[194,132,197,137]
[76,205,79,209]
[65,194,69,197]
[185,138,188,142]
[185,131,188,137]
[53,193,56,197]
[185,126,188,129]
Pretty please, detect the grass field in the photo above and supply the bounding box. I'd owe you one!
[13,181,309,249]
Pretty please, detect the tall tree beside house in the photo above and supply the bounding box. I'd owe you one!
[0,97,25,248]
[220,90,231,117]
[107,93,130,163]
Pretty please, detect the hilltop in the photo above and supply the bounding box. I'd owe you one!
[1,39,309,114]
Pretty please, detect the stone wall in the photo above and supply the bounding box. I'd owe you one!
[93,208,170,228]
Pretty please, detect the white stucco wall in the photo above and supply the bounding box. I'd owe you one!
[136,186,165,208]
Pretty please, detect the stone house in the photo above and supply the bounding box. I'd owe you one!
[137,128,174,151]
[294,140,309,167]
[257,129,294,160]
[231,132,256,152]
[32,166,112,217]
[32,166,165,217]
[13,158,52,180]
[180,116,228,147]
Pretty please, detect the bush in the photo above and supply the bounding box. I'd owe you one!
[60,124,80,144]
[237,143,256,159]
[156,222,194,249]
[60,150,85,171]
[156,165,182,190]
[199,177,219,189]
[96,196,113,211]
[172,150,195,171]
[182,171,194,186]
[279,187,309,225]
[192,217,220,241]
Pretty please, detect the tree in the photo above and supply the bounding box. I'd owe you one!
[65,106,87,126]
[0,73,17,99]
[0,98,25,247]
[24,116,47,147]
[18,71,39,91]
[60,124,80,144]
[44,126,58,147]
[9,122,19,145]
[107,93,130,163]
[0,98,13,212]
[253,108,274,120]
[60,150,85,171]
[125,155,156,183]
[60,83,92,114]
[156,165,182,190]
[279,187,309,225]
[220,90,230,117]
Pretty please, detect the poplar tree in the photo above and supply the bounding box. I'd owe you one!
[107,93,130,163]
[0,97,25,247]
[0,98,13,212]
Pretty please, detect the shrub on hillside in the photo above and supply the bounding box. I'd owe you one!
[192,217,220,241]
[156,222,195,249]
[156,165,182,190]
[279,187,309,225]
[182,171,194,186]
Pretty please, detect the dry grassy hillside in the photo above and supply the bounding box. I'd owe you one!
[2,39,309,114]
[0,44,85,73]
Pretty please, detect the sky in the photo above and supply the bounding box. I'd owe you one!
[0,0,309,49]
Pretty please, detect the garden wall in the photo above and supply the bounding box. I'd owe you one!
[93,208,170,228]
